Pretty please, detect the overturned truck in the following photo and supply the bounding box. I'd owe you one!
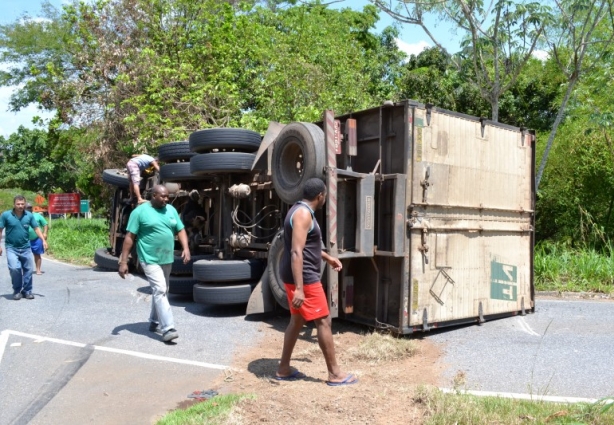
[98,100,535,334]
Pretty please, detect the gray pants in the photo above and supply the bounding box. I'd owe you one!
[141,263,174,333]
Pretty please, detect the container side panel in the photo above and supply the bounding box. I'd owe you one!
[409,230,532,326]
[412,110,532,211]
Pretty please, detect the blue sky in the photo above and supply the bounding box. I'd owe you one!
[0,0,458,137]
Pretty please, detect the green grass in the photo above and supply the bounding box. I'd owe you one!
[535,242,614,294]
[47,218,109,265]
[0,188,39,212]
[155,394,251,425]
[416,386,614,425]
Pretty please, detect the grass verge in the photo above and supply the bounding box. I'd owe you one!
[47,218,109,265]
[346,332,417,364]
[415,386,614,425]
[155,394,251,425]
[535,242,614,294]
[0,188,39,211]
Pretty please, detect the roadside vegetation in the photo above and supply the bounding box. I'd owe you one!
[535,242,614,294]
[46,218,108,265]
[155,394,251,425]
[0,188,38,211]
[414,386,614,425]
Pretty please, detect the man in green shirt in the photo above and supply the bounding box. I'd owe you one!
[26,203,49,275]
[0,196,48,300]
[118,185,191,343]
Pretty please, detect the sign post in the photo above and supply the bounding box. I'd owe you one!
[80,200,91,219]
[48,194,81,223]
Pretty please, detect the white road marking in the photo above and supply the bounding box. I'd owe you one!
[1,329,229,371]
[439,388,613,404]
[41,256,82,268]
[515,316,540,336]
[0,330,9,364]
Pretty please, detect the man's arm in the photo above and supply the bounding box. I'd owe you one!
[31,215,47,250]
[34,227,48,250]
[322,251,342,272]
[0,228,3,256]
[176,229,191,264]
[289,208,311,308]
[42,224,49,240]
[151,160,160,172]
[118,232,136,278]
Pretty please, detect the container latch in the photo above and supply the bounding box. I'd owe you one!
[420,166,430,204]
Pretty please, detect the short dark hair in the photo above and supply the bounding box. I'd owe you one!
[303,178,326,201]
[14,195,26,203]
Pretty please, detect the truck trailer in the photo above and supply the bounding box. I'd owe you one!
[98,99,535,334]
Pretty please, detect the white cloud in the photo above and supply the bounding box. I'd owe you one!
[395,39,431,57]
[0,85,53,138]
[532,49,549,61]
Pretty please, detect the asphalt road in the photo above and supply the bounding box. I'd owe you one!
[430,297,614,400]
[2,251,613,424]
[0,254,264,425]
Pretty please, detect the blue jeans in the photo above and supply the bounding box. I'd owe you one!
[141,263,174,333]
[6,246,35,294]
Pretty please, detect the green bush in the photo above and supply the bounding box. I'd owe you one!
[47,218,109,265]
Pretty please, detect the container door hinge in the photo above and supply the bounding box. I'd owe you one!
[418,228,429,264]
[426,103,433,126]
[479,117,487,138]
[422,308,430,332]
[420,166,430,203]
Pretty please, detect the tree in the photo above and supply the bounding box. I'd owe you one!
[535,0,614,188]
[372,0,551,122]
[0,127,76,193]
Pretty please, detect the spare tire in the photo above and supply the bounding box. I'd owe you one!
[168,275,198,296]
[192,258,264,282]
[193,282,257,305]
[171,253,215,276]
[190,152,256,175]
[267,232,289,309]
[102,169,130,188]
[189,128,262,153]
[159,162,202,182]
[271,123,326,204]
[158,141,195,162]
[94,247,119,271]
[267,230,326,310]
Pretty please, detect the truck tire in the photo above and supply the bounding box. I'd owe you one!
[102,169,130,188]
[193,282,257,305]
[267,230,326,310]
[168,276,198,296]
[190,152,256,175]
[192,258,264,282]
[271,122,326,204]
[94,248,119,271]
[159,162,201,182]
[171,254,215,276]
[267,232,290,309]
[158,141,195,162]
[189,128,261,153]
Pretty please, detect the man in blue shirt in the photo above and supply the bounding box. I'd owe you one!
[0,196,48,300]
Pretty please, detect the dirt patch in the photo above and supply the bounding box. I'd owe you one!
[214,315,445,425]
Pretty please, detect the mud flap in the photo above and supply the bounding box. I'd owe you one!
[251,122,285,171]
[246,266,276,314]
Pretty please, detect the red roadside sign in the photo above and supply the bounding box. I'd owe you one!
[48,193,81,214]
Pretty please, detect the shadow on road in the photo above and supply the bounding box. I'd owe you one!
[111,321,160,341]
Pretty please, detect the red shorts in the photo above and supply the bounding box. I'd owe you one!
[284,282,330,321]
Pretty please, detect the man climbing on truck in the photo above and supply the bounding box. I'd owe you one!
[126,154,159,204]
